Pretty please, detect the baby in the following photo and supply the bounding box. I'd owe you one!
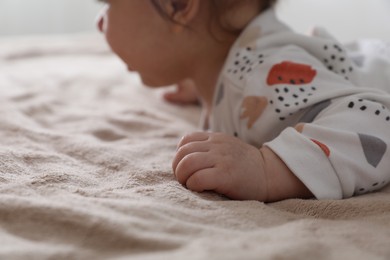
[97,0,390,202]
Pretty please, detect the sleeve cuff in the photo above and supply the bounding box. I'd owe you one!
[265,127,343,200]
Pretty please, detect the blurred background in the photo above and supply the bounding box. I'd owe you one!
[0,0,102,36]
[0,0,389,42]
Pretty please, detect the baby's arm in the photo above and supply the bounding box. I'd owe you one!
[173,131,313,202]
[260,145,313,201]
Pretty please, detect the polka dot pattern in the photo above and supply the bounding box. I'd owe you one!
[321,43,355,81]
[227,48,265,81]
[347,98,390,123]
[266,62,318,121]
[270,85,318,121]
[356,179,390,195]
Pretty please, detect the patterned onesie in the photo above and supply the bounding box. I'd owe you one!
[209,9,390,199]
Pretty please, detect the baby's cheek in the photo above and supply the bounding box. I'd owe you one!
[105,35,127,60]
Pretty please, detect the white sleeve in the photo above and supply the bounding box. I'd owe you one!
[265,91,390,200]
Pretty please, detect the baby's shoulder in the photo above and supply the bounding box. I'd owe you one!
[222,43,321,89]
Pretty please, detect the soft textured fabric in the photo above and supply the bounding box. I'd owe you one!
[0,34,390,260]
[210,9,390,199]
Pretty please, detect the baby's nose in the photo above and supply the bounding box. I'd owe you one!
[96,6,109,33]
[96,14,104,33]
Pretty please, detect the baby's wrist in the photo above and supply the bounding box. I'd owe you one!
[260,147,313,202]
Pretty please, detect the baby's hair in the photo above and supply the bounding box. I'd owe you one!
[150,0,277,35]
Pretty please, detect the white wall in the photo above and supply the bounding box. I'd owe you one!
[0,0,102,36]
[277,0,390,42]
[0,0,389,43]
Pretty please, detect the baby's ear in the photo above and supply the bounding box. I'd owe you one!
[160,0,200,32]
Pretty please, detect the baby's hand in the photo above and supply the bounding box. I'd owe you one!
[172,132,269,201]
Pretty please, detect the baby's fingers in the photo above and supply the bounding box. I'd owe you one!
[172,141,209,174]
[175,152,214,185]
[186,168,223,193]
[177,132,209,150]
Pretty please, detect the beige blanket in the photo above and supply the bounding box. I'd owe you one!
[0,34,389,260]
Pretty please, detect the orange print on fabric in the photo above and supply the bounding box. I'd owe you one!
[267,61,317,86]
[294,123,305,133]
[240,96,268,129]
[311,139,330,157]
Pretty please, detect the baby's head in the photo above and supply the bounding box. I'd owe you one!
[150,0,276,36]
[97,0,276,87]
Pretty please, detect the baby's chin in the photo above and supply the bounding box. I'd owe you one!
[126,65,177,88]
[125,67,152,86]
[126,65,135,72]
[137,73,173,89]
